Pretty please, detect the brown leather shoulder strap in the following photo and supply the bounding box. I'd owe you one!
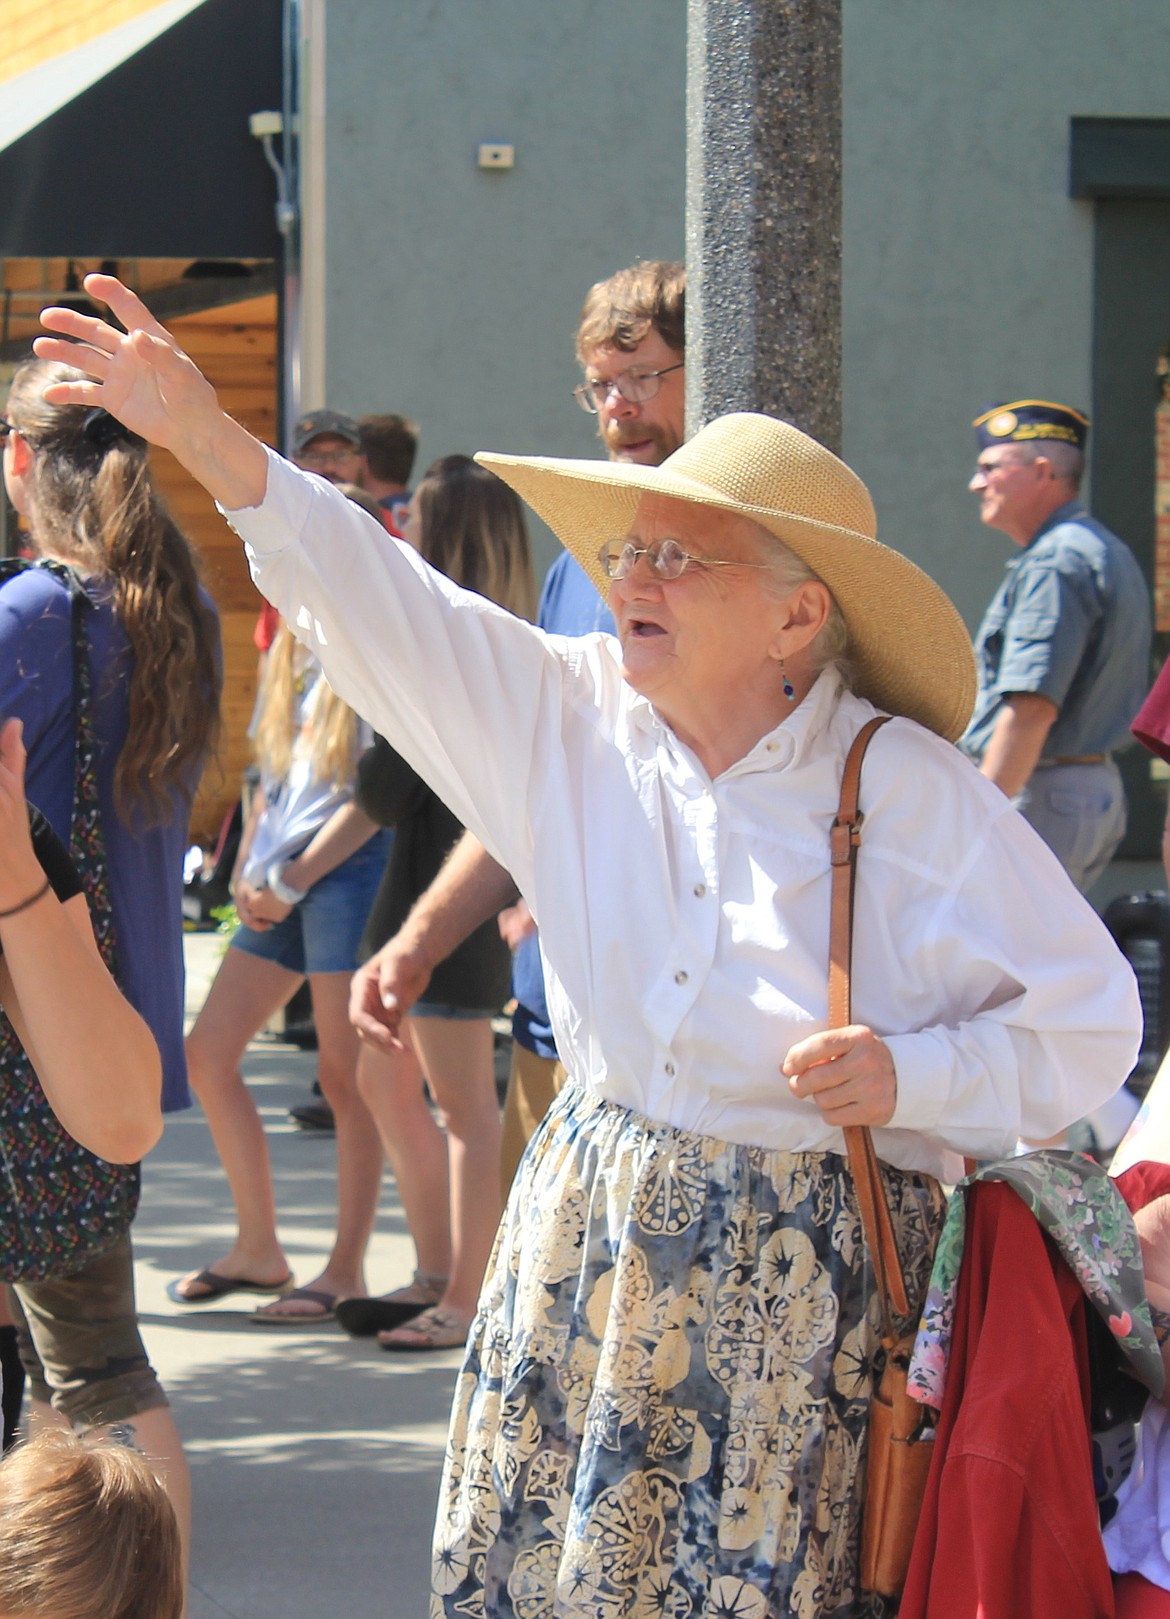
[828,716,912,1324]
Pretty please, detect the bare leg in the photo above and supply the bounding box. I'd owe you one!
[403,1016,501,1323]
[26,1397,192,1588]
[253,972,383,1318]
[178,946,301,1292]
[356,1032,451,1287]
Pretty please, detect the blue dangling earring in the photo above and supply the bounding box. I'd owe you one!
[780,657,795,702]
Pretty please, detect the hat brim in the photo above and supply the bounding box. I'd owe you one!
[476,451,976,743]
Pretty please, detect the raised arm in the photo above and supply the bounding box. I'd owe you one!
[35,274,267,509]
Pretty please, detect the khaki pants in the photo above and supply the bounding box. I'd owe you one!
[500,1045,565,1198]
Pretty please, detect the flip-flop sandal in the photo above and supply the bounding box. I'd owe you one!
[250,1286,339,1326]
[378,1305,470,1353]
[335,1295,430,1337]
[166,1269,294,1306]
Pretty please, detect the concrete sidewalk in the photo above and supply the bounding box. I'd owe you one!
[132,932,458,1619]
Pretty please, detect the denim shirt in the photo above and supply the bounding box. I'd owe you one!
[962,501,1151,762]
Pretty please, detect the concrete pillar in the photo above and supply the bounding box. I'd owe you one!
[686,0,842,452]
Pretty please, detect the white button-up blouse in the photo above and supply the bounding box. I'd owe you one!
[226,453,1142,1182]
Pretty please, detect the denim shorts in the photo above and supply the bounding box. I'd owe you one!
[231,829,391,976]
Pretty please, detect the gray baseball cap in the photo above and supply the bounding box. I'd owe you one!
[292,409,361,455]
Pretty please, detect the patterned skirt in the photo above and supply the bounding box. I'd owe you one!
[431,1084,945,1619]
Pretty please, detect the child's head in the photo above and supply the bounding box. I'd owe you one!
[0,1430,182,1619]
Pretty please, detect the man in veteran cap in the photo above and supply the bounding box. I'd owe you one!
[961,399,1152,891]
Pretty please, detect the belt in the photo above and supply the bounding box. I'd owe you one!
[1038,754,1108,767]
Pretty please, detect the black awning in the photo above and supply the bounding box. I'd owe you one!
[0,0,283,258]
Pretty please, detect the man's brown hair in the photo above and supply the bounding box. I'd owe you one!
[0,1431,182,1619]
[575,260,685,363]
[359,414,419,486]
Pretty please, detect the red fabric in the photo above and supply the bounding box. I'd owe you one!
[1115,1161,1170,1217]
[1115,1573,1170,1619]
[253,601,281,653]
[1133,663,1170,765]
[899,1180,1113,1619]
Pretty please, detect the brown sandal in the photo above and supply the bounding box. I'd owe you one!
[378,1305,470,1353]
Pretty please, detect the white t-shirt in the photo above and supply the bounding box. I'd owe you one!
[242,647,371,885]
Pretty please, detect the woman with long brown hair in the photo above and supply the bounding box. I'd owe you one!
[1,355,222,1571]
[173,509,390,1324]
[344,455,535,1352]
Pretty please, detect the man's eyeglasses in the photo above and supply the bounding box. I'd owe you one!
[972,457,1030,480]
[597,536,772,582]
[573,363,684,415]
[299,446,360,469]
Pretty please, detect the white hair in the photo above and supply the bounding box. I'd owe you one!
[1006,439,1084,489]
[750,526,854,688]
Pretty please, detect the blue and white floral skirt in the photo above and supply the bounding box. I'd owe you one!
[431,1084,945,1619]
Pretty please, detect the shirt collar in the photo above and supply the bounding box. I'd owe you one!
[732,666,845,775]
[633,665,846,779]
[1029,498,1086,547]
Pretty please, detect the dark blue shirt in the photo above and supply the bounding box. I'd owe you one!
[0,568,220,1111]
[510,552,615,1058]
[962,501,1152,762]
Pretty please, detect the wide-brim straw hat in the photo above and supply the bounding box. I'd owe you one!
[477,412,975,741]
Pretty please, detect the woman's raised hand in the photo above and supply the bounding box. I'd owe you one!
[35,274,268,509]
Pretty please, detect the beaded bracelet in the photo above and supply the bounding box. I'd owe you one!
[0,877,52,920]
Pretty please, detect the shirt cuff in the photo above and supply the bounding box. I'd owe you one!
[883,1031,949,1135]
[218,445,309,551]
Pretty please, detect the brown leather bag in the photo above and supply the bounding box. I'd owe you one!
[829,717,935,1599]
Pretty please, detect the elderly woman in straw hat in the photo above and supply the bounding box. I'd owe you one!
[36,277,1140,1618]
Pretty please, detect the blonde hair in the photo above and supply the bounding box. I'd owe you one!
[0,1430,182,1619]
[414,455,536,620]
[5,358,220,825]
[252,624,359,787]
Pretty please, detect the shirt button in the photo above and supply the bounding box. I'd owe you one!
[664,1061,676,1077]
[693,882,707,897]
[766,740,779,753]
[674,970,688,985]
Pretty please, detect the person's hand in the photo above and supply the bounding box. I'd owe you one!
[349,932,434,1051]
[34,275,223,458]
[0,720,45,911]
[497,899,537,950]
[233,878,273,933]
[782,1024,897,1128]
[249,886,294,926]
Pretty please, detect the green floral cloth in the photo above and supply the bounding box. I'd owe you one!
[906,1149,1163,1408]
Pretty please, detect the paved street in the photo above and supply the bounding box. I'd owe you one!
[133,933,457,1619]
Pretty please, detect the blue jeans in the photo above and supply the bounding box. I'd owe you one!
[231,829,391,975]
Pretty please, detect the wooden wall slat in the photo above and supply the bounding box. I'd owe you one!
[151,295,278,844]
[0,1,169,86]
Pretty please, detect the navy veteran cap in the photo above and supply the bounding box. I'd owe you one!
[973,399,1089,450]
[292,409,361,455]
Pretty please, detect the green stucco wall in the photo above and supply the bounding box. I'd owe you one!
[319,2,1170,617]
[842,0,1170,627]
[321,0,685,575]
